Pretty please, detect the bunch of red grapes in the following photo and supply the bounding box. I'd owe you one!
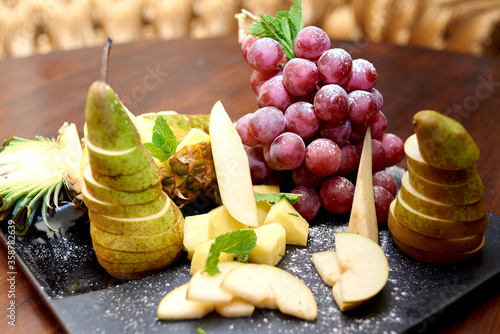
[236,26,405,222]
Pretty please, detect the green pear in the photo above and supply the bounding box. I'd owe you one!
[91,162,161,192]
[413,110,480,171]
[85,80,141,151]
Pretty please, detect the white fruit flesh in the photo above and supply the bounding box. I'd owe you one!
[249,223,286,265]
[209,101,259,227]
[263,198,309,246]
[157,284,214,320]
[183,213,210,260]
[311,251,341,287]
[347,127,378,242]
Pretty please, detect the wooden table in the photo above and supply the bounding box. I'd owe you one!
[0,37,499,333]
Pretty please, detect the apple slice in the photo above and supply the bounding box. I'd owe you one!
[215,297,255,318]
[186,261,243,305]
[221,263,317,321]
[209,101,259,227]
[311,251,341,287]
[347,127,378,242]
[157,283,214,320]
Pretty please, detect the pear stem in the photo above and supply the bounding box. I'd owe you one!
[101,37,113,82]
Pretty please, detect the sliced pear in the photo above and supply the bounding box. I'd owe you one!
[214,298,255,318]
[249,223,286,266]
[333,233,389,311]
[209,101,259,227]
[157,284,214,320]
[221,263,317,321]
[186,261,243,305]
[347,127,378,242]
[311,251,341,287]
[263,198,309,246]
[183,213,211,260]
[399,171,487,222]
[91,161,161,192]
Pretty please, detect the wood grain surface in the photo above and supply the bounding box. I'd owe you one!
[0,37,499,333]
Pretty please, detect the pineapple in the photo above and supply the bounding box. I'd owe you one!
[0,112,218,235]
[0,123,83,234]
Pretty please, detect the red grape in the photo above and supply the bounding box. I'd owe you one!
[348,90,378,124]
[368,111,387,139]
[241,35,259,62]
[371,87,384,110]
[269,132,306,171]
[292,162,326,189]
[284,102,319,139]
[349,122,368,144]
[313,84,349,123]
[283,58,319,96]
[250,69,282,95]
[235,113,260,146]
[335,144,360,176]
[373,185,395,224]
[290,186,321,220]
[247,37,284,73]
[319,118,351,147]
[319,176,355,214]
[317,48,352,86]
[305,138,342,176]
[259,75,293,111]
[249,106,285,143]
[379,133,405,167]
[294,26,331,61]
[246,145,272,182]
[346,58,378,92]
[372,170,398,197]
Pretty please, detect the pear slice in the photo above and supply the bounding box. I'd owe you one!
[393,196,489,239]
[221,263,318,321]
[157,284,214,320]
[186,261,243,305]
[334,233,388,310]
[214,298,255,318]
[91,161,161,192]
[311,251,341,287]
[405,134,477,184]
[82,185,167,218]
[88,198,180,236]
[209,101,259,227]
[347,127,378,243]
[399,172,487,222]
[89,215,183,252]
[82,164,162,206]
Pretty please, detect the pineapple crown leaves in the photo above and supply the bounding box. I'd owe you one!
[249,0,303,60]
[203,229,257,276]
[144,116,180,162]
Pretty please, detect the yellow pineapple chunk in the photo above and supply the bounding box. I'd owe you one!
[183,213,210,261]
[249,223,286,266]
[190,239,234,275]
[208,205,248,239]
[253,185,280,225]
[264,198,309,246]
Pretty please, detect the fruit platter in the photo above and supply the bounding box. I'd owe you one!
[1,1,500,333]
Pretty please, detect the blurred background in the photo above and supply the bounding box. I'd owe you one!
[1,0,499,60]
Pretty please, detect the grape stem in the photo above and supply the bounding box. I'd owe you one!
[234,9,259,43]
[100,37,113,83]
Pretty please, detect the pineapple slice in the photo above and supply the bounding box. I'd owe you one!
[263,198,309,246]
[190,239,234,275]
[253,184,280,225]
[183,213,210,260]
[0,123,83,233]
[249,223,286,266]
[176,128,210,152]
[207,205,247,240]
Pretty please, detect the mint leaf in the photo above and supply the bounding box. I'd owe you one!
[254,192,302,205]
[203,229,257,276]
[144,116,179,161]
[249,0,303,60]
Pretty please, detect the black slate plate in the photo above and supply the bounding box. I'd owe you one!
[2,169,500,334]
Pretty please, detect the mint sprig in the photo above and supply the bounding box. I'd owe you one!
[254,192,302,205]
[203,229,257,276]
[249,0,303,60]
[144,116,179,162]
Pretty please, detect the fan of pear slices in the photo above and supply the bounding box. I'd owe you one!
[156,102,389,321]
